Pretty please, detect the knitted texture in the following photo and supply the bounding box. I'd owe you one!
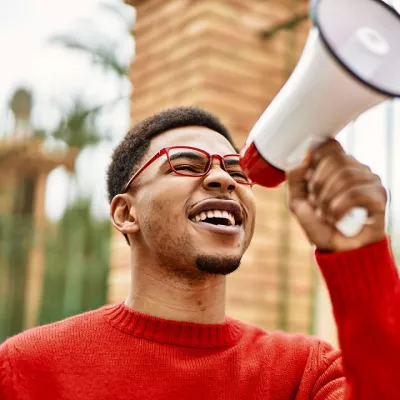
[0,238,398,399]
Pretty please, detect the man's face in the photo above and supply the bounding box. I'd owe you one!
[129,127,256,277]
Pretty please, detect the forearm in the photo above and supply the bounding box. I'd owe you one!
[316,237,400,400]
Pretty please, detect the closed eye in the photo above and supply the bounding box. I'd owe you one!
[229,172,250,182]
[174,165,202,173]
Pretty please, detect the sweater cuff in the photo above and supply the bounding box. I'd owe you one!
[315,237,399,311]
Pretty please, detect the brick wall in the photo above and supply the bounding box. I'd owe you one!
[109,0,323,335]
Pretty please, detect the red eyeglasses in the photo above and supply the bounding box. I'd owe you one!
[123,146,253,193]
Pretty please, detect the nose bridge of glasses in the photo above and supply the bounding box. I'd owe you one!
[208,154,239,176]
[208,154,226,172]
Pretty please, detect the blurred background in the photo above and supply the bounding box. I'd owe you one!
[1,0,399,347]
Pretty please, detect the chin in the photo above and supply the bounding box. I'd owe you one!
[195,254,242,276]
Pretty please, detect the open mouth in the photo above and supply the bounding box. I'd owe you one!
[190,210,239,227]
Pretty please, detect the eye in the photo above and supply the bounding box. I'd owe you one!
[174,165,198,172]
[230,172,250,182]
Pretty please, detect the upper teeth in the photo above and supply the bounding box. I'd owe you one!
[191,210,236,226]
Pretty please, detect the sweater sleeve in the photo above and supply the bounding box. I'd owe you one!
[315,237,400,400]
[0,341,13,399]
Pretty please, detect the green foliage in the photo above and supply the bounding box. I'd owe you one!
[38,198,111,325]
[49,0,132,81]
[261,13,309,40]
[0,0,127,343]
[51,99,103,149]
[0,200,111,342]
[0,215,33,341]
[9,88,33,118]
[50,35,129,78]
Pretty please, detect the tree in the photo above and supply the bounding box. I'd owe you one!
[51,99,104,150]
[50,1,132,82]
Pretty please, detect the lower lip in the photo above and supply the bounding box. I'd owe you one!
[190,221,241,236]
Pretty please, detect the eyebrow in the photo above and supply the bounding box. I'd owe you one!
[169,151,205,162]
[158,151,206,170]
[224,158,240,167]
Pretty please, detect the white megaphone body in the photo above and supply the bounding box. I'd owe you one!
[240,0,400,237]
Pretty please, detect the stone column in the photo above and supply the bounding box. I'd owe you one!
[110,0,327,336]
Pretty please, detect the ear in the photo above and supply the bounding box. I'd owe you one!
[110,194,140,235]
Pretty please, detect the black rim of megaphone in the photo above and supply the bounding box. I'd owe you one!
[310,0,400,98]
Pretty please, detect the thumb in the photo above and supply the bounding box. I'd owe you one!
[286,152,312,203]
[286,153,333,247]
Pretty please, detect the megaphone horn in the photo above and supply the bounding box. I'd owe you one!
[240,0,400,237]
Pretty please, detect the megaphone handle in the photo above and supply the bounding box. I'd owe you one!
[335,207,368,237]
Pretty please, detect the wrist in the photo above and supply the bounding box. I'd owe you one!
[315,231,386,253]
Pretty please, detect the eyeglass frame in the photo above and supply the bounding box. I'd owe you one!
[122,145,254,193]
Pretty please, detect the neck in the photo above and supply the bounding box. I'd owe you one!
[125,253,227,324]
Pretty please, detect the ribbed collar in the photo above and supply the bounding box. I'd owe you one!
[104,302,243,349]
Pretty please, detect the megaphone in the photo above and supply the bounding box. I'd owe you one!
[240,0,400,237]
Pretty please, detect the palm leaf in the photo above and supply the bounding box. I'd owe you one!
[50,35,129,78]
[51,100,103,149]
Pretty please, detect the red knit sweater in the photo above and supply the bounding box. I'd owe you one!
[0,238,399,399]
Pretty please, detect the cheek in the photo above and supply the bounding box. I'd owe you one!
[138,194,195,259]
[243,191,256,222]
[138,191,188,238]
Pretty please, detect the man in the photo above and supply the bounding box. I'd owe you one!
[0,107,398,399]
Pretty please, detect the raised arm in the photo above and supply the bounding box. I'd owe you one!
[287,139,400,399]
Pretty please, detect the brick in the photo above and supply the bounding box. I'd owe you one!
[111,0,316,335]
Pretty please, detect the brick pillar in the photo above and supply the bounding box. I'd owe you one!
[110,0,320,335]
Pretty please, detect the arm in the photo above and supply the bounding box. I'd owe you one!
[316,237,400,400]
[286,139,399,399]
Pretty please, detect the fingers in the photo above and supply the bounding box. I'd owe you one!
[311,165,376,215]
[307,139,387,225]
[286,138,387,250]
[286,152,312,204]
[308,154,361,198]
[309,139,346,169]
[320,182,387,224]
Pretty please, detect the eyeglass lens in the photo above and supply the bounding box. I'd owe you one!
[167,148,250,183]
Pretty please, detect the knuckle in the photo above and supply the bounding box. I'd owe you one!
[382,186,388,202]
[373,173,382,184]
[377,189,388,210]
[364,164,372,173]
[311,141,343,165]
[371,194,386,213]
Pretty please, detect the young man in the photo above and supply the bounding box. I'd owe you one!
[0,107,398,399]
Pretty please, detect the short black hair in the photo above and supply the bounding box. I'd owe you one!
[106,106,236,203]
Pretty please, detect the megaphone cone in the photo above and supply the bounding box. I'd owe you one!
[240,0,400,236]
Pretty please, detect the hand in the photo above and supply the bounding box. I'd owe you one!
[286,139,387,252]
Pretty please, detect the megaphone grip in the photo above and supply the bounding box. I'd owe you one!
[335,207,368,237]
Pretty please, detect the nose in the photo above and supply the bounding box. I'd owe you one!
[202,159,237,193]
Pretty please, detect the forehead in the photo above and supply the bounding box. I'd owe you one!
[148,126,237,155]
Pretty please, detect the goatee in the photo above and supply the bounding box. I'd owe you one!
[195,255,241,275]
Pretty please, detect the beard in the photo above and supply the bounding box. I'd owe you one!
[195,255,242,276]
